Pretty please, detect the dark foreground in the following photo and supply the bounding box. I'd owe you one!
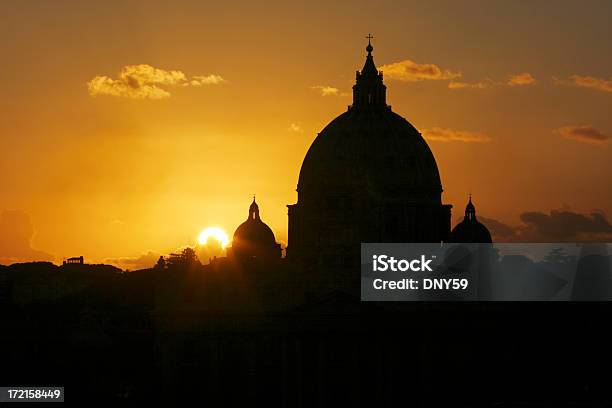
[1,260,612,407]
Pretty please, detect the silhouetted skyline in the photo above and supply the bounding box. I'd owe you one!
[2,4,612,404]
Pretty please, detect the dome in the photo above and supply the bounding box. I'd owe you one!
[233,219,276,247]
[287,38,452,265]
[449,220,492,243]
[297,109,442,202]
[233,198,277,246]
[449,196,492,243]
[231,197,281,260]
[297,39,442,203]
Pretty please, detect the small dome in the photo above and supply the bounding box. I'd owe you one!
[233,219,277,248]
[232,197,281,260]
[449,196,492,243]
[449,220,492,243]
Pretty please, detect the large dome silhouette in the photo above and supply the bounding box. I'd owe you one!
[287,38,452,268]
[298,108,442,202]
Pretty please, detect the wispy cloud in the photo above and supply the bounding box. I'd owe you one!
[449,73,535,90]
[189,74,225,86]
[480,209,612,242]
[289,123,303,133]
[422,127,491,143]
[379,59,461,82]
[507,72,537,86]
[0,210,53,264]
[88,64,225,99]
[518,209,612,241]
[105,251,161,271]
[311,85,340,96]
[379,58,540,91]
[566,75,612,93]
[448,80,492,89]
[557,125,609,145]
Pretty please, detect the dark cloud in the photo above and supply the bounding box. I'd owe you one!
[477,216,518,241]
[519,210,612,241]
[567,75,612,93]
[478,209,612,242]
[0,210,53,264]
[557,126,609,145]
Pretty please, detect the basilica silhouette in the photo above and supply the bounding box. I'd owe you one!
[229,37,491,267]
[6,38,612,407]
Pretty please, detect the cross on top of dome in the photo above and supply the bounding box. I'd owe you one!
[366,33,374,54]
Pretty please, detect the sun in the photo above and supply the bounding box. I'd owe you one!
[198,227,230,248]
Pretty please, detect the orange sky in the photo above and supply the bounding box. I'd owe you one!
[1,1,611,267]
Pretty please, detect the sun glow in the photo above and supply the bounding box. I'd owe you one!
[198,227,230,248]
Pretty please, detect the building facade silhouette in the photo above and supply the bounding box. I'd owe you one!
[287,39,452,269]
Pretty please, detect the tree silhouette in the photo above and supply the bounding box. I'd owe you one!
[155,256,166,270]
[166,247,199,269]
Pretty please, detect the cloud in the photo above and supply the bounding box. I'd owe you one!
[478,209,612,242]
[378,60,535,90]
[422,127,491,143]
[311,85,340,96]
[448,80,492,89]
[449,75,535,90]
[88,75,170,99]
[189,74,225,86]
[379,59,461,82]
[477,216,519,242]
[0,210,53,265]
[289,123,303,133]
[557,125,609,145]
[567,75,612,93]
[87,64,225,99]
[519,210,612,242]
[507,72,537,86]
[105,251,161,271]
